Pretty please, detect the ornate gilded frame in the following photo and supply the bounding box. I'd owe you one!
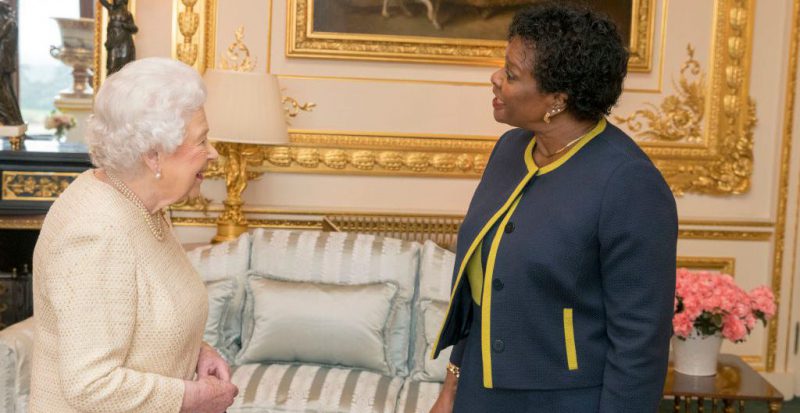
[617,0,756,196]
[171,0,217,73]
[287,0,656,71]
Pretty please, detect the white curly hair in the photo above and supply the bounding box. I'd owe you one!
[86,57,207,175]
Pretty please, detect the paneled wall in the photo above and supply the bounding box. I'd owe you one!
[131,0,800,396]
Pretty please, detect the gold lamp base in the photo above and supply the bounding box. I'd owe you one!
[212,220,248,244]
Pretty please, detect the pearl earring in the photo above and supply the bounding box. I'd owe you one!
[155,170,161,180]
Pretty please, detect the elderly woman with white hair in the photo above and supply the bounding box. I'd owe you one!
[29,58,238,413]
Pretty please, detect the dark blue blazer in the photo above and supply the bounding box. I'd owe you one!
[432,120,678,412]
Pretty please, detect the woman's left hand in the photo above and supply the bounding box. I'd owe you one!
[196,343,232,382]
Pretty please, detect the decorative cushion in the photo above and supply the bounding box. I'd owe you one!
[395,380,443,413]
[237,274,399,374]
[0,317,35,413]
[227,363,404,413]
[186,233,251,283]
[204,277,245,361]
[409,241,455,381]
[187,234,250,359]
[410,302,451,382]
[417,241,456,303]
[249,229,421,376]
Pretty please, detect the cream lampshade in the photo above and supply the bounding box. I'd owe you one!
[203,69,289,144]
[203,69,289,243]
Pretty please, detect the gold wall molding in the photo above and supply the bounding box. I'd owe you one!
[775,0,800,374]
[172,0,216,73]
[1,172,80,202]
[207,132,497,178]
[676,256,736,276]
[677,229,771,241]
[171,204,774,243]
[0,216,44,230]
[679,219,773,228]
[287,0,655,71]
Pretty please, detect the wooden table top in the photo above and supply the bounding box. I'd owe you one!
[664,354,783,402]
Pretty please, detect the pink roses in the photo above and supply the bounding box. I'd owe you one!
[673,268,776,343]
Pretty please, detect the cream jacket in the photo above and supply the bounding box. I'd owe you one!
[29,170,208,413]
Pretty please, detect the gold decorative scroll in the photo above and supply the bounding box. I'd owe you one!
[616,0,755,196]
[2,172,80,201]
[172,0,216,73]
[287,0,655,72]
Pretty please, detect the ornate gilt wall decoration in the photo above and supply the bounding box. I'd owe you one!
[172,0,216,73]
[2,172,79,201]
[616,45,704,143]
[287,0,655,71]
[615,0,755,196]
[219,26,255,72]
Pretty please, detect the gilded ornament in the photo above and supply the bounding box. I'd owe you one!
[432,154,456,172]
[352,151,376,169]
[295,148,320,168]
[267,147,292,167]
[378,152,404,170]
[2,172,79,201]
[615,44,704,143]
[323,150,348,169]
[219,26,255,72]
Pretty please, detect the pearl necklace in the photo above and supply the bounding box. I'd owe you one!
[106,171,165,241]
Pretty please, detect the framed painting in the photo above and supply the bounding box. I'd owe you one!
[287,0,656,71]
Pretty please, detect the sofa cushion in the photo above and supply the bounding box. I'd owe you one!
[395,380,443,413]
[228,363,404,413]
[186,233,250,283]
[187,234,250,359]
[249,229,421,376]
[410,301,451,382]
[409,241,455,381]
[204,276,245,361]
[417,241,455,303]
[237,275,398,374]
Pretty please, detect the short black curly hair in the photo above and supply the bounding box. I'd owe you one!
[508,2,628,121]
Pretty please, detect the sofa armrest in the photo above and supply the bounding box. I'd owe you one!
[0,317,35,413]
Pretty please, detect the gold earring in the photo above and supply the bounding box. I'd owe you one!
[543,111,552,124]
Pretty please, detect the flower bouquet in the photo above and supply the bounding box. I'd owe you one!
[672,268,775,375]
[44,110,76,141]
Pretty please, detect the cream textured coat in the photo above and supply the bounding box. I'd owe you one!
[29,170,209,413]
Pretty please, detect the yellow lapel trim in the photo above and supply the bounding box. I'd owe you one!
[480,194,523,388]
[430,137,538,361]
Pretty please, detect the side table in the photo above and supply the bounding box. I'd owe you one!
[664,354,783,412]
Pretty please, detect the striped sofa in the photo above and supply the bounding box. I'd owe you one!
[0,229,456,413]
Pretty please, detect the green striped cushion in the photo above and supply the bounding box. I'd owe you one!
[228,363,404,413]
[395,380,443,413]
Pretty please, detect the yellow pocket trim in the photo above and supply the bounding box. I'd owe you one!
[563,308,579,371]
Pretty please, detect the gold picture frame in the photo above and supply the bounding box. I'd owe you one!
[287,0,656,72]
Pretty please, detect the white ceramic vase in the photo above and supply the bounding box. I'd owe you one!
[672,329,723,376]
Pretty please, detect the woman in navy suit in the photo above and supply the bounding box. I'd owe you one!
[430,3,678,412]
